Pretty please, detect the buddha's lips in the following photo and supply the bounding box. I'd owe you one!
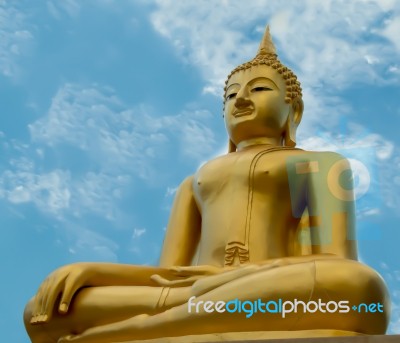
[233,108,254,117]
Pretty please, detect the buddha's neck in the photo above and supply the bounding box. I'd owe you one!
[236,136,283,151]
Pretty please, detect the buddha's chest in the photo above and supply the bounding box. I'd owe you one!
[193,149,289,202]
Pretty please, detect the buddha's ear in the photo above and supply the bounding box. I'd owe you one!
[228,139,237,153]
[292,97,304,125]
[284,97,304,147]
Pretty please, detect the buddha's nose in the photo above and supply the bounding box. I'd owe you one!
[235,96,252,108]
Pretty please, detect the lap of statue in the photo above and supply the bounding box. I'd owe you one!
[24,258,390,342]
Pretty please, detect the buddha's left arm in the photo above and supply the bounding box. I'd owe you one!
[247,152,358,269]
[306,152,358,260]
[249,152,358,269]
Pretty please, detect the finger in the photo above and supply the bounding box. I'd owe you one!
[170,266,207,276]
[168,271,192,278]
[38,278,52,323]
[58,274,80,314]
[33,275,60,324]
[152,273,193,285]
[58,335,73,343]
[31,278,49,324]
[150,274,174,286]
[31,295,41,324]
[151,274,200,287]
[169,267,198,277]
[58,334,82,343]
[43,275,66,321]
[165,275,201,287]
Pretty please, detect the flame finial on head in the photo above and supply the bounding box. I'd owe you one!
[224,24,302,105]
[257,25,277,56]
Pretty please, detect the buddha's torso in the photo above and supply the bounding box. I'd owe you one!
[192,145,309,267]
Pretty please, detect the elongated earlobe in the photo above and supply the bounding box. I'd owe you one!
[284,120,297,147]
[228,139,237,153]
[284,98,303,147]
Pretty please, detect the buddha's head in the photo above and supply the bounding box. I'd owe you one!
[223,26,303,152]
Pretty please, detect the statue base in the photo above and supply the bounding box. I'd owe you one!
[124,330,399,342]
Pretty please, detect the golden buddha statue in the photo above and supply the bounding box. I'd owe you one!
[24,26,390,343]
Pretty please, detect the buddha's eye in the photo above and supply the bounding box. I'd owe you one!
[226,93,237,100]
[252,86,272,92]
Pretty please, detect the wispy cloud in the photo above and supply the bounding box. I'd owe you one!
[0,1,33,78]
[150,0,400,138]
[65,222,120,262]
[150,0,400,214]
[151,0,400,96]
[380,262,400,334]
[1,82,217,223]
[132,227,146,239]
[299,129,400,216]
[46,0,80,19]
[380,15,400,52]
[29,83,217,177]
[0,159,71,217]
[150,0,400,129]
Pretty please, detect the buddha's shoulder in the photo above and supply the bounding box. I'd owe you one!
[196,149,349,171]
[283,149,350,171]
[298,149,347,162]
[197,153,236,167]
[197,149,348,165]
[285,148,347,159]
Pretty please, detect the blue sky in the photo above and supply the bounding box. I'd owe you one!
[1,1,399,341]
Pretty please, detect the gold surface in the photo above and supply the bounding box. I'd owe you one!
[124,329,365,343]
[24,26,390,343]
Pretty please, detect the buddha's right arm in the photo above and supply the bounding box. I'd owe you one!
[30,262,175,324]
[79,176,201,286]
[159,175,202,267]
[32,176,201,324]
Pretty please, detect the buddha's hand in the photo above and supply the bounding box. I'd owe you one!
[151,265,229,287]
[30,263,95,325]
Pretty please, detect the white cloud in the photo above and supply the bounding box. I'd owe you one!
[0,165,71,217]
[46,0,80,19]
[0,1,33,78]
[66,224,119,262]
[380,266,400,334]
[72,172,131,220]
[357,207,381,218]
[132,228,146,239]
[364,55,379,65]
[151,0,400,97]
[178,111,216,159]
[298,130,400,214]
[150,1,400,134]
[388,293,400,334]
[0,155,131,220]
[380,151,400,210]
[165,186,178,197]
[29,83,217,175]
[0,82,218,223]
[380,16,400,51]
[150,0,400,215]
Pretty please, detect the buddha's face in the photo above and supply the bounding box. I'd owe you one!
[224,65,293,146]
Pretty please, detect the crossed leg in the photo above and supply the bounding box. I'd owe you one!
[24,285,191,343]
[25,259,390,343]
